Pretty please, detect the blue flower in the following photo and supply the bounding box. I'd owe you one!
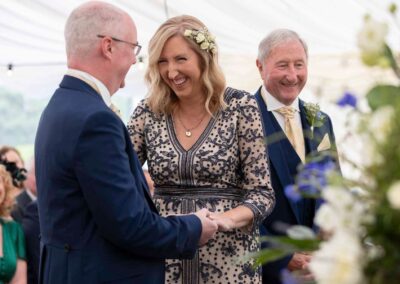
[284,185,302,202]
[286,160,337,200]
[337,92,357,108]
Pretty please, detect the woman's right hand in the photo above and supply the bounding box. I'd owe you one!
[208,212,235,232]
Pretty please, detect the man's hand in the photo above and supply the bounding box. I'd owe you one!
[287,252,314,281]
[194,209,218,246]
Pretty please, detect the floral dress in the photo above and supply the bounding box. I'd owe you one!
[127,87,275,284]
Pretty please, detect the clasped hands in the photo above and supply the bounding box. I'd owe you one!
[194,209,235,246]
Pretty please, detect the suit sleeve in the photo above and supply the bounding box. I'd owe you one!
[74,110,201,259]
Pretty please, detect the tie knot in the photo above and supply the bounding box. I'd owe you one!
[276,106,296,119]
[110,103,121,117]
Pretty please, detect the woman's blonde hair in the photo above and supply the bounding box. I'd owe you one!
[146,15,226,115]
[0,165,17,217]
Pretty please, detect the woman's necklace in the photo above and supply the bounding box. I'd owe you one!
[177,110,207,137]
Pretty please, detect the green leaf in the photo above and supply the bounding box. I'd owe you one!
[251,248,290,266]
[366,85,400,110]
[259,236,321,251]
[287,225,317,240]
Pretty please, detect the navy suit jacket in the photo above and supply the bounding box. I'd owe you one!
[254,87,339,284]
[35,76,202,284]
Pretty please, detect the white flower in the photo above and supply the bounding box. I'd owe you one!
[195,33,205,43]
[200,41,209,50]
[184,29,192,37]
[322,186,354,209]
[357,17,388,54]
[320,186,367,234]
[369,105,394,143]
[309,232,365,284]
[387,181,400,209]
[314,204,339,232]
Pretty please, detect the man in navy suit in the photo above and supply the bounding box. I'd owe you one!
[254,29,340,284]
[35,2,218,283]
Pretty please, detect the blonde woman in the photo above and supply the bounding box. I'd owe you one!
[128,15,275,284]
[0,164,27,284]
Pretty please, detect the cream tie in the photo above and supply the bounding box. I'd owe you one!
[109,103,122,118]
[276,106,305,162]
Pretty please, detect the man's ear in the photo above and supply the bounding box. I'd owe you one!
[100,37,113,59]
[256,59,263,73]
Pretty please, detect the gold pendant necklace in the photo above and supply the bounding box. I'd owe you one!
[177,110,207,137]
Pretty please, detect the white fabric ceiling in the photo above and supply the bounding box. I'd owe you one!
[0,0,398,105]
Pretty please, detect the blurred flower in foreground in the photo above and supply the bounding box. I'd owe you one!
[336,92,357,108]
[387,181,400,209]
[309,232,365,284]
[357,17,389,67]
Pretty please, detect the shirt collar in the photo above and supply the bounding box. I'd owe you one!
[261,85,300,112]
[26,188,37,201]
[66,68,112,107]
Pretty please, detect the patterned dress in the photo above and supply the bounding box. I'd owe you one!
[127,88,275,284]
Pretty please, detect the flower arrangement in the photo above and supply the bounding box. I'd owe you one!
[253,3,400,284]
[184,27,217,54]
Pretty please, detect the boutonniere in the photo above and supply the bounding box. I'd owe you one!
[304,102,326,138]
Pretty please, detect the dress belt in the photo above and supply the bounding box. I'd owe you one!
[153,186,244,200]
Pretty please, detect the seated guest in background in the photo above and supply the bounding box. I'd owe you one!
[0,163,27,283]
[21,201,39,284]
[0,146,26,193]
[128,15,275,283]
[9,157,39,284]
[0,146,24,170]
[254,29,340,284]
[12,158,36,223]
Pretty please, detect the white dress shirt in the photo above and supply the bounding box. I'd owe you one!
[66,69,112,107]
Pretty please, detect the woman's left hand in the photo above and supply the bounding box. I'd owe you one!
[208,213,235,232]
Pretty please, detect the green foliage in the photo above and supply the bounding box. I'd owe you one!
[364,103,400,282]
[253,235,320,267]
[0,87,48,146]
[366,84,400,110]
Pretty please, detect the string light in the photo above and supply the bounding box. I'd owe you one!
[7,63,13,76]
[137,56,145,70]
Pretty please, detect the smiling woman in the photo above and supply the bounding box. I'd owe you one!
[127,15,275,284]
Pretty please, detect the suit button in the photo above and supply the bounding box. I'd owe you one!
[64,244,71,252]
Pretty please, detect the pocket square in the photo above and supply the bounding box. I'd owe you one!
[317,133,331,152]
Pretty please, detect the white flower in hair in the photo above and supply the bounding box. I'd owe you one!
[195,33,205,43]
[200,41,210,50]
[183,27,217,54]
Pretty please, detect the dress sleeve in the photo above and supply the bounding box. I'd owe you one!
[127,99,148,165]
[236,91,275,232]
[13,221,27,260]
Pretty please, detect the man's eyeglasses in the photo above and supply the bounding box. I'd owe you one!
[97,35,142,56]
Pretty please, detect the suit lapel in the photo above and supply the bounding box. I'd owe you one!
[255,88,301,224]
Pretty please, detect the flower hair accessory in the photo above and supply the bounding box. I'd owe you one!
[184,27,217,54]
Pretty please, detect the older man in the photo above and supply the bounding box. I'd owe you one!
[35,2,217,283]
[254,29,340,284]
